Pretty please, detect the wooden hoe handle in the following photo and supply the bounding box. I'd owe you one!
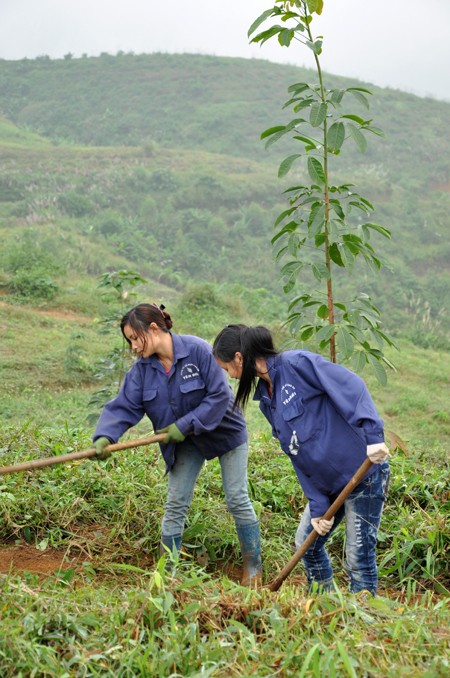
[267,457,374,592]
[0,433,167,476]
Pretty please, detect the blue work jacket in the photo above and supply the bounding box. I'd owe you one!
[94,333,247,470]
[254,351,386,517]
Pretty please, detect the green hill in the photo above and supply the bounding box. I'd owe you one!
[0,53,449,346]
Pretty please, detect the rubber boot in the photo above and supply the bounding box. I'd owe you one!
[159,533,182,573]
[236,521,262,587]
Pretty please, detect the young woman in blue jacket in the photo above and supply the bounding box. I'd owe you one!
[212,324,390,596]
[93,304,261,586]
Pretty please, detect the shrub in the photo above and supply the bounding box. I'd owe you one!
[8,267,59,300]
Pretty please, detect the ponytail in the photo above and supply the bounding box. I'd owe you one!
[213,324,277,410]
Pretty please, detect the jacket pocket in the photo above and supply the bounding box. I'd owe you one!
[179,379,206,394]
[282,398,319,443]
[142,388,158,402]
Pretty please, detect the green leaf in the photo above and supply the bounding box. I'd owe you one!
[261,125,286,140]
[284,97,314,112]
[281,260,304,278]
[315,233,326,247]
[347,89,371,109]
[274,207,296,227]
[330,89,345,105]
[298,644,321,678]
[279,28,294,46]
[337,327,354,358]
[283,279,295,294]
[360,196,375,210]
[337,640,358,678]
[287,82,310,95]
[367,353,388,386]
[279,154,302,178]
[250,25,284,46]
[307,156,325,184]
[311,262,330,281]
[306,39,323,54]
[329,243,345,267]
[362,222,391,238]
[306,0,324,14]
[349,350,367,373]
[308,202,325,236]
[271,220,299,244]
[347,86,373,95]
[292,133,319,149]
[315,324,335,343]
[310,102,327,127]
[329,199,345,219]
[366,125,385,137]
[274,244,288,261]
[317,304,329,319]
[247,9,279,38]
[347,123,367,153]
[300,326,315,341]
[327,122,345,152]
[341,114,367,125]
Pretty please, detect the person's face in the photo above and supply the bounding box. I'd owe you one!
[123,323,158,359]
[215,352,243,380]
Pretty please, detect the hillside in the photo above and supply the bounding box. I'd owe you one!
[0,53,449,346]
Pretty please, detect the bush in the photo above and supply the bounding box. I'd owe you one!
[58,190,94,217]
[8,268,59,300]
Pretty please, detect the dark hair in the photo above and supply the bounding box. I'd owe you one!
[212,324,278,410]
[121,303,173,350]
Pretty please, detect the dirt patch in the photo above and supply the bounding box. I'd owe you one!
[0,545,84,576]
[0,300,91,323]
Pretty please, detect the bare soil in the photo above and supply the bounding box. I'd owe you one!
[0,544,84,576]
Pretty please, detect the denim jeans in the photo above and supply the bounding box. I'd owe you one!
[161,440,257,537]
[295,462,390,595]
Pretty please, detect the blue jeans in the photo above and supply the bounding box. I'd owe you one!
[161,440,257,537]
[295,462,390,595]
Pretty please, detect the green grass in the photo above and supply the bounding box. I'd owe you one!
[0,456,447,678]
[0,568,447,677]
[0,297,449,676]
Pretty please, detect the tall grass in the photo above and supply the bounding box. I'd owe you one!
[0,299,449,676]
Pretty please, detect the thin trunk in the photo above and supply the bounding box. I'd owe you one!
[308,11,336,362]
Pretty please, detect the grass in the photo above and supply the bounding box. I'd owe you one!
[0,298,449,676]
[0,560,448,676]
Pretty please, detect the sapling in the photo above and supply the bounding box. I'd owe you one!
[249,0,396,383]
[87,269,147,420]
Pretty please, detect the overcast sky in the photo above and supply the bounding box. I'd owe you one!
[1,0,449,101]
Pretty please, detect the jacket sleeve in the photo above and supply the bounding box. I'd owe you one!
[175,345,231,436]
[294,353,385,444]
[93,369,146,443]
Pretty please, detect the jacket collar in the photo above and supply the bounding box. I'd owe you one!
[253,354,279,402]
[139,332,189,367]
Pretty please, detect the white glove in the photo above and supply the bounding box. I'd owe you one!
[367,442,389,463]
[311,516,335,536]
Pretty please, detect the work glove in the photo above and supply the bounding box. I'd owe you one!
[94,437,113,460]
[367,442,389,463]
[311,516,335,536]
[156,423,186,444]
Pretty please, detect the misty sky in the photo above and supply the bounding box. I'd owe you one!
[1,0,449,101]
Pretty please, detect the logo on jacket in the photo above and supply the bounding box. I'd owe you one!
[181,363,200,380]
[289,430,299,455]
[281,383,297,405]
